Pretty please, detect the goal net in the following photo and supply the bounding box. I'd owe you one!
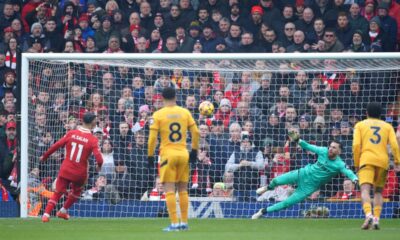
[20,53,400,219]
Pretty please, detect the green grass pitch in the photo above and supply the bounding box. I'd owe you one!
[1,218,399,240]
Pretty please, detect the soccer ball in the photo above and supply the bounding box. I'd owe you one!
[199,101,214,116]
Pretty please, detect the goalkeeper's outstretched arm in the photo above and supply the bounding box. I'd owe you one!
[288,130,325,155]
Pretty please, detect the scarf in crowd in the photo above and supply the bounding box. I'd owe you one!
[155,38,163,51]
[5,51,17,69]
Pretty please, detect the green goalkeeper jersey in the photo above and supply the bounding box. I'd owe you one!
[299,140,358,188]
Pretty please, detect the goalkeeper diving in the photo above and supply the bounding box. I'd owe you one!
[252,130,358,219]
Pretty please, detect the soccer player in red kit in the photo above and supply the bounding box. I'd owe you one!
[40,112,103,222]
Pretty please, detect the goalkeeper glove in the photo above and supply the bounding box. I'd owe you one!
[288,130,300,142]
[148,156,156,168]
[189,149,198,163]
[353,179,359,186]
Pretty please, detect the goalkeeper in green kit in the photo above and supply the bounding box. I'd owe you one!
[252,130,358,219]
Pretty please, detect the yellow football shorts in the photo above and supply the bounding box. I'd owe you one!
[358,164,388,188]
[159,149,189,183]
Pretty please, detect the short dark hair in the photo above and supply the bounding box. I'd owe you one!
[162,87,176,100]
[83,112,97,124]
[330,139,342,149]
[367,102,382,118]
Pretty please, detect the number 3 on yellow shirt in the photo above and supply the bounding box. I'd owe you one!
[370,126,381,144]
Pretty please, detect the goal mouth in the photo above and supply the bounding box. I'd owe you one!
[17,52,400,218]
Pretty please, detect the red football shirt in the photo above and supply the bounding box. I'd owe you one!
[42,126,103,182]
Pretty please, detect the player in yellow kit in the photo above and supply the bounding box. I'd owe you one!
[148,87,200,232]
[353,102,400,230]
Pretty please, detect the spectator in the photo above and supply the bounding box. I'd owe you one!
[0,1,17,31]
[328,179,361,200]
[184,94,199,119]
[307,17,325,46]
[164,4,186,37]
[259,28,276,52]
[385,0,400,46]
[335,12,355,48]
[148,28,163,53]
[238,31,262,52]
[230,101,255,127]
[324,0,349,28]
[190,142,212,196]
[199,24,219,53]
[259,0,281,27]
[175,25,195,53]
[138,1,153,32]
[252,73,275,116]
[78,14,94,41]
[179,0,196,25]
[341,79,367,117]
[94,15,119,52]
[99,139,115,180]
[362,0,376,21]
[103,35,123,53]
[295,7,315,35]
[163,36,179,53]
[214,98,232,130]
[86,92,108,116]
[225,131,264,201]
[349,3,369,36]
[224,22,242,52]
[81,175,108,200]
[0,121,18,188]
[131,105,151,134]
[208,182,233,198]
[43,17,64,52]
[244,5,263,37]
[84,36,99,52]
[0,70,17,100]
[177,76,198,106]
[9,18,25,45]
[22,22,51,52]
[228,3,244,26]
[338,121,353,166]
[322,28,344,52]
[287,30,309,52]
[376,2,397,51]
[25,2,50,30]
[129,130,154,199]
[279,22,296,48]
[140,176,165,201]
[111,121,134,163]
[346,30,370,52]
[217,17,230,38]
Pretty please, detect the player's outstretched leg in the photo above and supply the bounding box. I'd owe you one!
[256,170,300,196]
[252,190,308,219]
[251,208,267,219]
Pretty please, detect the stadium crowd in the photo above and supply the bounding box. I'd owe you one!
[1,0,400,214]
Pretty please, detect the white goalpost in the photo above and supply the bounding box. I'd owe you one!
[20,53,400,219]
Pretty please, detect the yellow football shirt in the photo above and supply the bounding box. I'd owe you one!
[353,118,400,169]
[148,105,199,156]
